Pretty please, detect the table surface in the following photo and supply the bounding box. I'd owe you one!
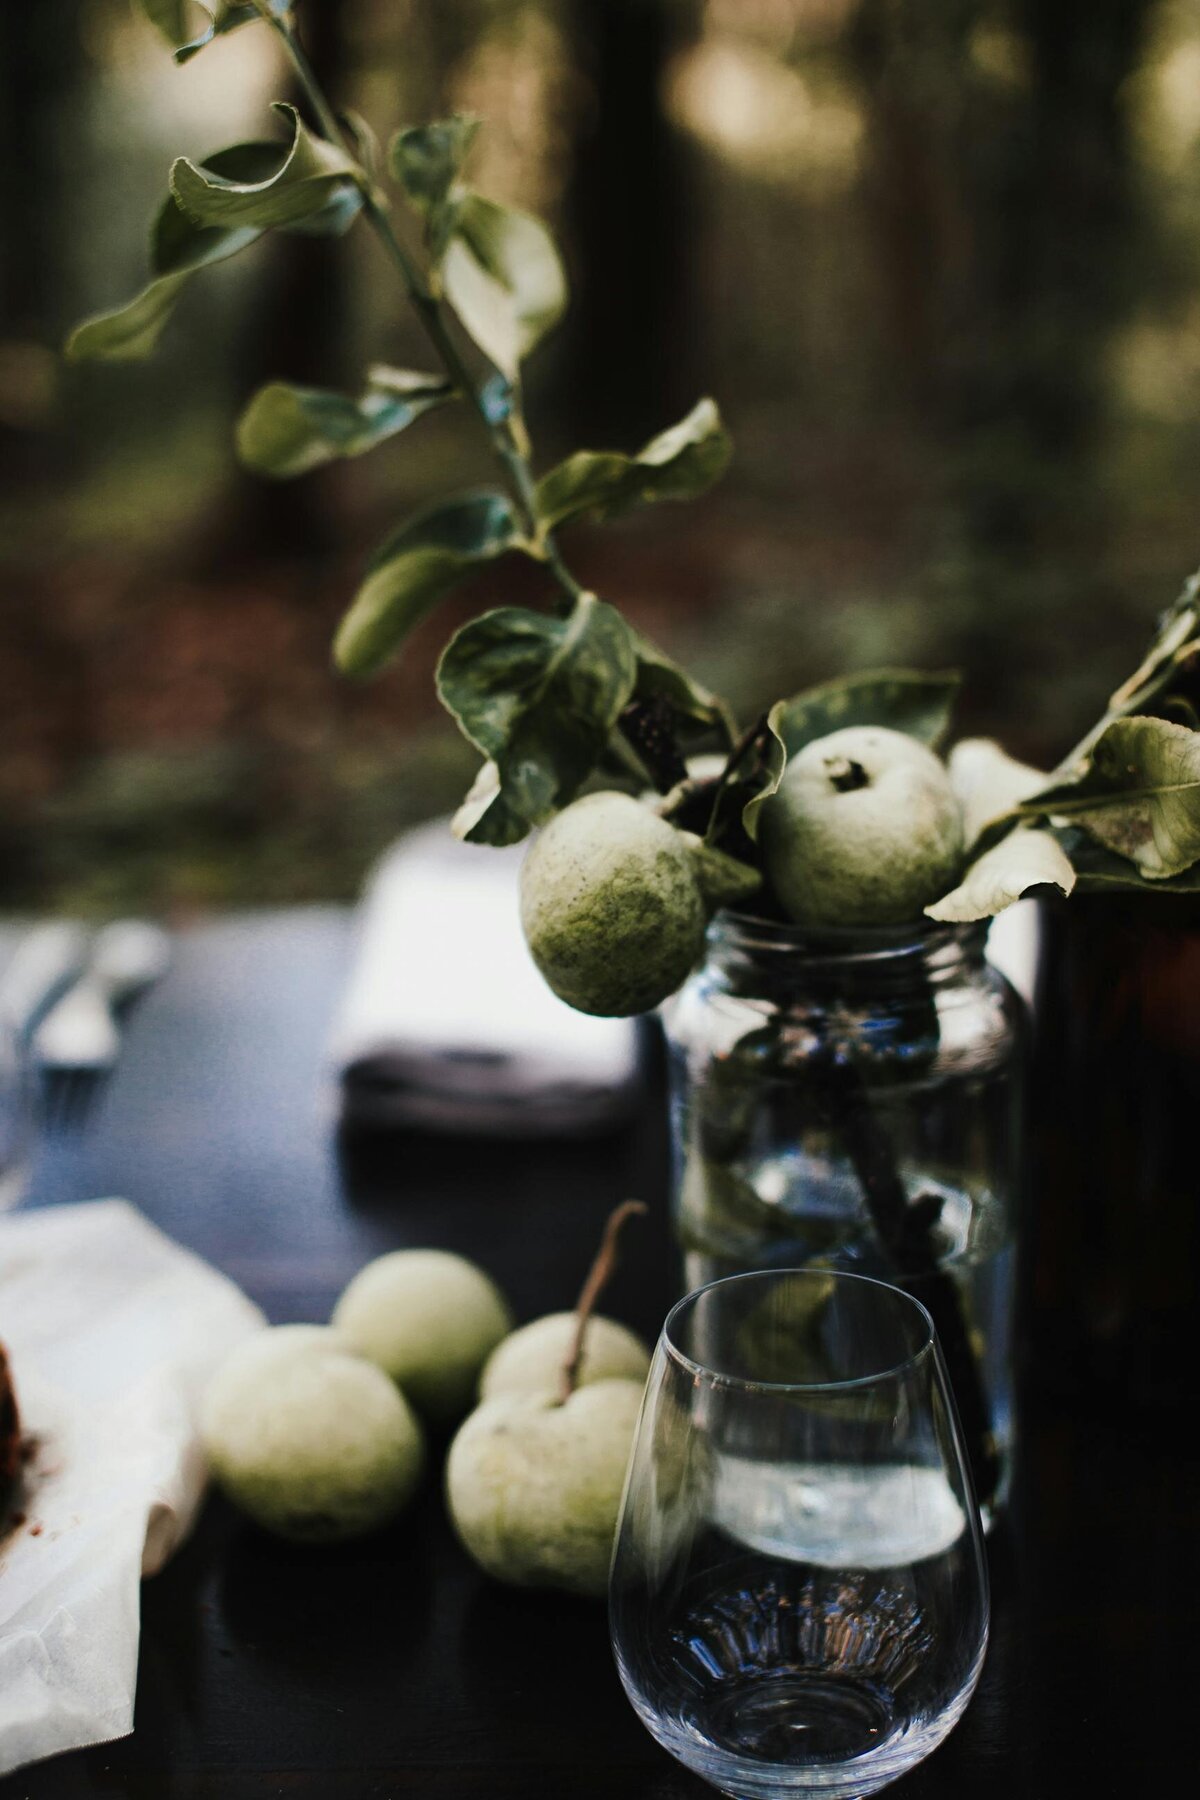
[1,907,1194,1800]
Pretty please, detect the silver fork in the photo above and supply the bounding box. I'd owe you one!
[35,921,172,1131]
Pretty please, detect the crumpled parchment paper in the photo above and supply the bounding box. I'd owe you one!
[0,1199,264,1775]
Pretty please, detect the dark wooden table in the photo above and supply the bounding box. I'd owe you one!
[2,908,1194,1799]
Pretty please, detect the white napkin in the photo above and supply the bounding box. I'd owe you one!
[0,1199,264,1776]
[327,822,641,1134]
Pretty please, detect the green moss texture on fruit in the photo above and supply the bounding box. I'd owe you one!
[479,1312,651,1400]
[445,1379,644,1596]
[519,791,712,1016]
[760,725,965,927]
[332,1249,513,1423]
[200,1325,426,1543]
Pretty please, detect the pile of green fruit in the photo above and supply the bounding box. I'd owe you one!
[201,1211,651,1598]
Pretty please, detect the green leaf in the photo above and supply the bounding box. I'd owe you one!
[340,110,381,180]
[1104,575,1200,719]
[1053,827,1200,895]
[389,116,480,216]
[438,593,638,844]
[1051,564,1200,778]
[440,193,567,379]
[741,669,961,843]
[535,399,732,530]
[64,143,283,361]
[138,2,275,65]
[925,828,1075,922]
[771,668,960,758]
[450,760,529,844]
[632,634,737,742]
[334,492,521,678]
[741,700,788,844]
[171,104,365,232]
[138,2,197,44]
[365,364,451,397]
[66,265,191,362]
[1025,715,1200,881]
[236,371,450,477]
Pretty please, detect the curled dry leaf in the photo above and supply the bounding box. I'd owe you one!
[925,828,1075,922]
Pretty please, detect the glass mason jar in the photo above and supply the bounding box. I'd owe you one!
[663,912,1026,1523]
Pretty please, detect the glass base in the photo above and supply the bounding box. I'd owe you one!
[634,1673,980,1800]
[708,1670,894,1763]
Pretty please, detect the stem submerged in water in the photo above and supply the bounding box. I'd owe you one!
[825,1060,999,1510]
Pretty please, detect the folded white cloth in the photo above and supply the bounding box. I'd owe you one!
[327,823,641,1134]
[0,1199,264,1775]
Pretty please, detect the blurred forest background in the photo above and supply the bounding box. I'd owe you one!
[3,0,1200,912]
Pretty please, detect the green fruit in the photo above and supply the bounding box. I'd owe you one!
[760,726,964,927]
[479,1312,651,1401]
[520,791,757,1017]
[332,1250,513,1424]
[200,1325,425,1543]
[445,1379,643,1597]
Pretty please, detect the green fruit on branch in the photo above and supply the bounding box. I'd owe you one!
[200,1325,425,1542]
[759,726,965,927]
[332,1250,513,1424]
[445,1378,643,1597]
[519,791,759,1017]
[65,6,1200,926]
[479,1312,651,1401]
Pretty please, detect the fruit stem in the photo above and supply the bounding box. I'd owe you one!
[826,756,869,793]
[558,1201,647,1404]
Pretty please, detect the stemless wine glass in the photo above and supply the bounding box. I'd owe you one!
[610,1269,988,1799]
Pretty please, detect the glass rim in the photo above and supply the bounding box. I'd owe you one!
[661,1267,937,1394]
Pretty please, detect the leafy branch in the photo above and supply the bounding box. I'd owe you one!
[71,0,733,841]
[71,3,1200,906]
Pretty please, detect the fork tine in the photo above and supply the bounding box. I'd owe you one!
[39,1069,71,1134]
[71,1071,107,1130]
[40,1067,106,1135]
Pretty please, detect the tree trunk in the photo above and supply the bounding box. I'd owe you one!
[560,0,703,445]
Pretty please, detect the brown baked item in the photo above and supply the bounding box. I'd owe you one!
[0,1340,20,1494]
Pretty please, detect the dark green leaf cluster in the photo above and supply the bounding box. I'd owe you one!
[438,595,638,844]
[65,114,364,362]
[963,566,1200,894]
[68,15,734,843]
[78,9,1200,909]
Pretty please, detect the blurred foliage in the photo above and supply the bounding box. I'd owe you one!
[4,0,1200,911]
